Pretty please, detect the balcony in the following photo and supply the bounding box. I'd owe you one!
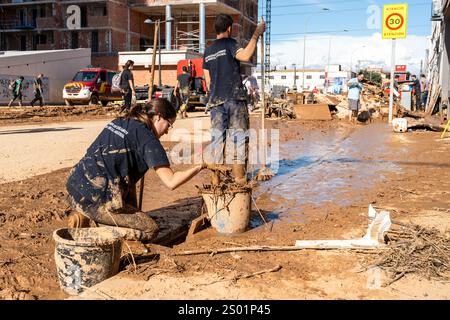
[87,15,108,28]
[37,43,53,50]
[0,19,35,30]
[0,0,56,5]
[431,0,443,21]
[36,17,58,29]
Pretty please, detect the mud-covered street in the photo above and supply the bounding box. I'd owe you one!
[1,106,449,300]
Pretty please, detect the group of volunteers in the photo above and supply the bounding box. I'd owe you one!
[66,14,266,242]
[7,73,45,108]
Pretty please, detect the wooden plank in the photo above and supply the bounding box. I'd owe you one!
[287,92,304,104]
[148,199,203,246]
[426,84,441,115]
[186,214,209,239]
[293,104,332,120]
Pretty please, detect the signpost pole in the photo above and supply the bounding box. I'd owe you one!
[389,39,396,124]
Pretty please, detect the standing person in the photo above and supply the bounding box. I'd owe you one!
[120,60,136,112]
[411,75,421,111]
[30,73,44,107]
[420,74,429,111]
[203,14,265,184]
[347,72,364,123]
[174,66,192,119]
[66,98,208,241]
[7,76,24,107]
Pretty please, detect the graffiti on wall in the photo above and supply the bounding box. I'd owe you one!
[0,75,50,103]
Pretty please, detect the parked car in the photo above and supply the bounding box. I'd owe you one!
[63,68,122,106]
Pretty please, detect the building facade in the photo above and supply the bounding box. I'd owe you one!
[0,0,258,72]
[254,65,351,93]
[427,0,450,117]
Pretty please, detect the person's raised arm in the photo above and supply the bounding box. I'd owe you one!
[155,165,204,190]
[235,17,265,62]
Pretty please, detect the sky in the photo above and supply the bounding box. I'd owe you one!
[257,0,432,75]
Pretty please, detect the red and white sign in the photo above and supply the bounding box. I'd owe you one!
[395,65,406,72]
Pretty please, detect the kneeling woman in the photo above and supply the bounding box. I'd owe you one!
[66,98,205,241]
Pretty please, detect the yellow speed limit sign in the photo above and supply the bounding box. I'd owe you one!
[382,3,408,39]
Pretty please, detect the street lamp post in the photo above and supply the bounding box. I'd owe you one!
[292,64,297,91]
[302,7,329,92]
[144,17,174,88]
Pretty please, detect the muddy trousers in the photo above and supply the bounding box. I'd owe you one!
[30,94,43,107]
[67,196,159,242]
[208,100,249,166]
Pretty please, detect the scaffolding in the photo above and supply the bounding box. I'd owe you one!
[264,0,271,86]
[175,19,200,51]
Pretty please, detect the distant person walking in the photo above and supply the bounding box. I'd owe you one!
[175,66,192,119]
[347,72,364,123]
[120,60,136,112]
[8,76,24,107]
[420,74,429,111]
[30,73,44,107]
[411,75,421,111]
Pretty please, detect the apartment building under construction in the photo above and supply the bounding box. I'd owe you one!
[0,0,259,71]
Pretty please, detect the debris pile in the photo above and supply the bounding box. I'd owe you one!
[267,98,296,119]
[370,223,450,285]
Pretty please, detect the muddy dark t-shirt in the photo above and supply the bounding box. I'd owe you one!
[202,38,246,104]
[177,73,192,90]
[66,118,169,212]
[120,69,133,91]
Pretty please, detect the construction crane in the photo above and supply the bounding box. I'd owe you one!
[264,0,271,87]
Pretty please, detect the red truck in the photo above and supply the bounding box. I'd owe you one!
[177,58,208,110]
[134,58,208,110]
[63,68,122,106]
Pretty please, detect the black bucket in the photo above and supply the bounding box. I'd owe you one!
[53,227,123,295]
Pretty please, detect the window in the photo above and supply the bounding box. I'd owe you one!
[35,34,47,45]
[320,75,325,79]
[91,31,98,52]
[73,71,97,82]
[80,6,87,28]
[107,72,116,85]
[281,75,287,79]
[93,5,107,16]
[99,71,106,82]
[19,9,26,26]
[20,35,26,51]
[71,31,79,49]
[40,6,46,17]
[306,75,312,79]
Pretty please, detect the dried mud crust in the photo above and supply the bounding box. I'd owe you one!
[0,105,119,126]
[0,161,209,300]
[0,117,449,299]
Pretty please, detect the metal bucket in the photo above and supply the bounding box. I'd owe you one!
[201,187,252,234]
[53,227,123,295]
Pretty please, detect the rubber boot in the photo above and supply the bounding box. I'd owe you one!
[67,211,91,228]
[232,163,247,185]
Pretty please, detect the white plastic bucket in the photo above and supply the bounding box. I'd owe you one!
[201,187,251,234]
[392,118,407,133]
[53,227,123,295]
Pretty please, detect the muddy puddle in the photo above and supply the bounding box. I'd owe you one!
[251,123,403,224]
